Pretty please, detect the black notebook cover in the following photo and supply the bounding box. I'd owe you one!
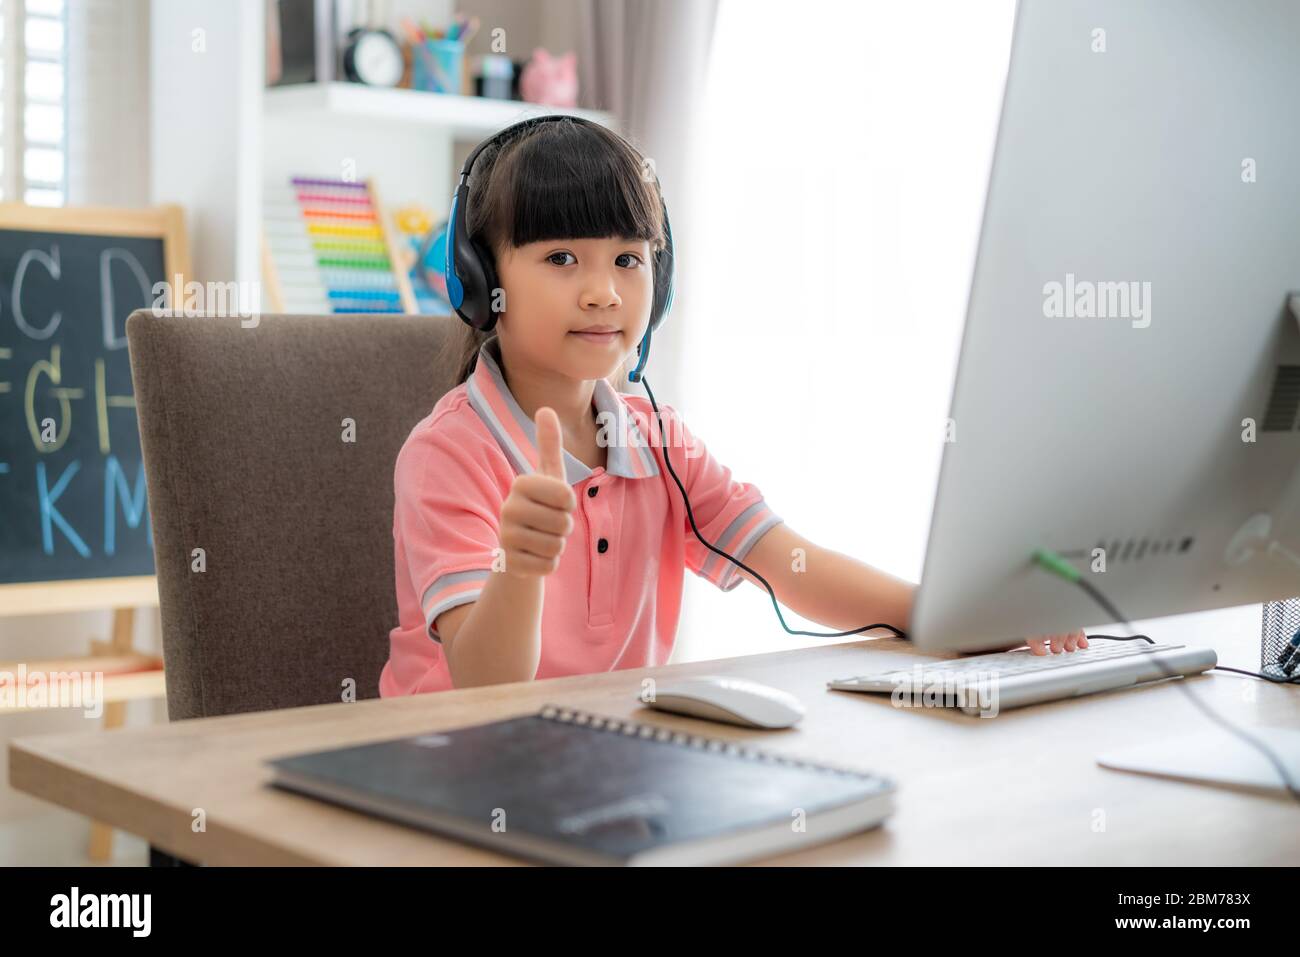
[267,704,895,866]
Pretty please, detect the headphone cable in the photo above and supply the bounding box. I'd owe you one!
[638,375,907,641]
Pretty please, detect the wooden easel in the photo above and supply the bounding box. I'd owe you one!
[0,576,164,861]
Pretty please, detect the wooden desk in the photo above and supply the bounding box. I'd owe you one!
[9,628,1299,865]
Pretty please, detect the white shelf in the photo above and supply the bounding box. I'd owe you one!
[264,83,616,138]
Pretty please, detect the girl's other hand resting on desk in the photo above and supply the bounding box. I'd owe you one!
[1025,630,1089,654]
[965,630,1090,656]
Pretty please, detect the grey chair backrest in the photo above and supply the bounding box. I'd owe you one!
[125,311,460,719]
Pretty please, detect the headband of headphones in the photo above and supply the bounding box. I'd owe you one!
[442,114,675,383]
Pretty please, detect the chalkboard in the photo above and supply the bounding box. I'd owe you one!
[0,204,188,587]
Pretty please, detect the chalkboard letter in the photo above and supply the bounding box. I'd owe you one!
[103,454,150,556]
[12,245,62,340]
[25,344,74,452]
[100,248,150,350]
[36,459,91,558]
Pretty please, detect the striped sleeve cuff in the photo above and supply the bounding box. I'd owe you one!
[698,500,783,592]
[420,567,493,643]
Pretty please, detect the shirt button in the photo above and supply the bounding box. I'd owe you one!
[587,486,598,498]
[597,538,609,553]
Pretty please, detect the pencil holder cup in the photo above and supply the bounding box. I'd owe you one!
[1260,598,1300,679]
[412,39,464,94]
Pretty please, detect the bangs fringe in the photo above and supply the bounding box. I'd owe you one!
[475,119,665,256]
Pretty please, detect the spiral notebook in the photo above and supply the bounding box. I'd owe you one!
[267,704,896,866]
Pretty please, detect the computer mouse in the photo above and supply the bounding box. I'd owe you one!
[641,675,806,729]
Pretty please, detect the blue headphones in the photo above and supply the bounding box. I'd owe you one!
[442,114,675,383]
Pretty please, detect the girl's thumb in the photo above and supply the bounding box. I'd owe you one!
[534,407,566,480]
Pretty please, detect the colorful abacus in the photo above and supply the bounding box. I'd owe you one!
[262,176,416,315]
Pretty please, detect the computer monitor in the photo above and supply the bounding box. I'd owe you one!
[910,0,1300,652]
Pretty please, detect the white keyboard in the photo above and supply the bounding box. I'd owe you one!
[828,641,1218,713]
[832,641,1180,686]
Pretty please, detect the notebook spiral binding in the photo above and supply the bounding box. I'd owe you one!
[536,703,879,782]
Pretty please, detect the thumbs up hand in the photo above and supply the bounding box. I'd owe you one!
[497,407,579,578]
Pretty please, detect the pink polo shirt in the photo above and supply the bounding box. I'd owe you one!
[379,337,783,697]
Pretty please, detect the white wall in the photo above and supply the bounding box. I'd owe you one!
[66,0,152,207]
[150,0,264,285]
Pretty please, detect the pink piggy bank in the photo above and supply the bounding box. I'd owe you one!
[519,48,578,108]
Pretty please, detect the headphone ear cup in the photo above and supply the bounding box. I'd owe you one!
[650,208,675,332]
[448,185,496,332]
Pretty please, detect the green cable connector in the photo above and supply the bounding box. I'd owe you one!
[1032,548,1081,583]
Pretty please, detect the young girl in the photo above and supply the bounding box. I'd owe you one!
[379,118,1086,697]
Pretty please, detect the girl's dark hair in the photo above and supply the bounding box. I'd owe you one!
[443,118,668,389]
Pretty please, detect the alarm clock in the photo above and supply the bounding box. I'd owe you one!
[342,27,404,87]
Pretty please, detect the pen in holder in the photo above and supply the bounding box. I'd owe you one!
[412,38,464,94]
[1260,598,1300,678]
